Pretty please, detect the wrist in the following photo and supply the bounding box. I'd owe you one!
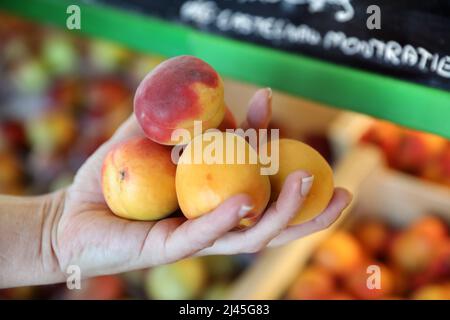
[0,190,67,288]
[40,189,67,283]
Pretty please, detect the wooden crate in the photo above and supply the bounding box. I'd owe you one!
[228,144,450,299]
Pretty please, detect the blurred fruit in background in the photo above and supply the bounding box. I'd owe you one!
[0,286,36,300]
[11,59,49,95]
[0,120,27,152]
[26,112,76,154]
[145,258,208,300]
[41,33,79,76]
[411,283,450,300]
[48,77,82,112]
[287,266,336,300]
[203,255,238,279]
[88,40,132,73]
[390,216,447,276]
[361,121,450,186]
[287,214,450,300]
[312,231,363,276]
[0,150,24,195]
[203,282,231,300]
[343,263,394,300]
[60,275,125,300]
[353,218,390,257]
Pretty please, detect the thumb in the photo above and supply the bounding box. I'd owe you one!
[91,114,144,165]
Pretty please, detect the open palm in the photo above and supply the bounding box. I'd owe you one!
[54,88,352,278]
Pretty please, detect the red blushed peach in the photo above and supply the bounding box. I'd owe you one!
[102,137,178,221]
[176,132,271,229]
[134,56,225,145]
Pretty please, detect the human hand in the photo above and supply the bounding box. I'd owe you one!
[53,88,352,278]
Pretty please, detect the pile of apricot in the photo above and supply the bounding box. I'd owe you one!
[287,215,450,300]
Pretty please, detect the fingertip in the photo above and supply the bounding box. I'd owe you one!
[203,194,253,221]
[285,170,312,184]
[247,88,272,129]
[220,194,253,213]
[334,187,353,208]
[280,170,312,198]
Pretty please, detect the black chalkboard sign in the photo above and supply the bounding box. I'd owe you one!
[87,0,450,91]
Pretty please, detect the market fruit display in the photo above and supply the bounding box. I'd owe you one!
[102,137,178,220]
[0,13,143,196]
[287,266,336,300]
[361,121,450,187]
[134,55,225,145]
[287,214,450,300]
[145,258,208,300]
[143,255,246,300]
[267,139,334,225]
[313,231,364,276]
[0,14,255,300]
[0,13,342,299]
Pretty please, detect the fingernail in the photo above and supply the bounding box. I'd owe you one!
[266,87,272,99]
[301,175,314,197]
[239,205,254,218]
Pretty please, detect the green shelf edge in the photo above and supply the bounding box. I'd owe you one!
[1,0,449,138]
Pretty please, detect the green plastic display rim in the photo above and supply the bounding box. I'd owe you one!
[1,0,449,138]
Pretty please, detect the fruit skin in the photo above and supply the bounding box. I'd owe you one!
[327,292,354,300]
[412,241,450,287]
[176,132,271,229]
[360,121,401,167]
[410,215,448,242]
[288,266,336,300]
[102,137,178,221]
[353,218,391,256]
[344,263,395,300]
[134,56,225,145]
[267,139,334,225]
[62,275,124,300]
[412,283,450,300]
[145,258,207,300]
[217,107,237,131]
[389,230,437,275]
[389,216,446,275]
[313,231,364,276]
